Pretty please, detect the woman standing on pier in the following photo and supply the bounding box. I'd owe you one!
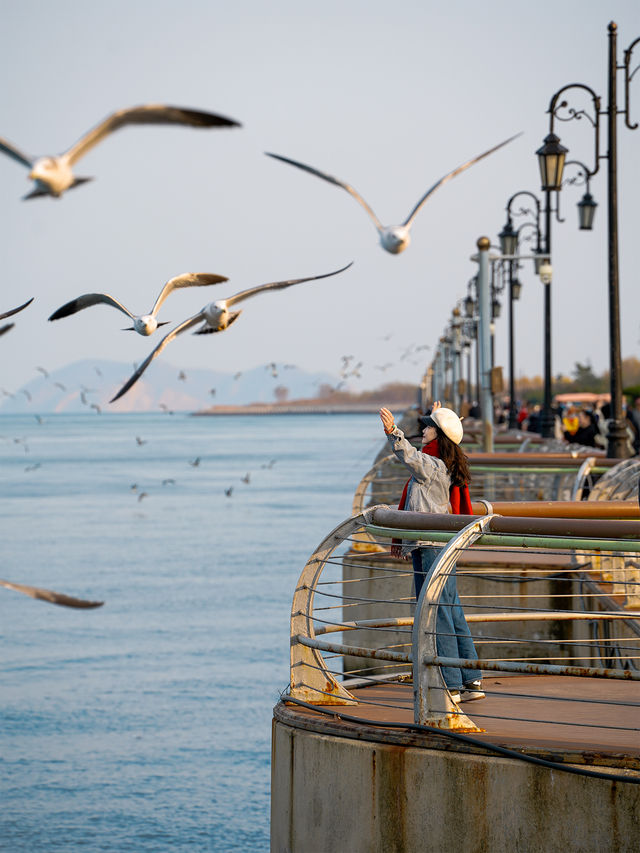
[379,402,484,703]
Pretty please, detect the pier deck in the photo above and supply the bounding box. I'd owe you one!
[282,675,640,769]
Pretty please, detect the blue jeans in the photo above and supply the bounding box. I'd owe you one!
[412,547,481,690]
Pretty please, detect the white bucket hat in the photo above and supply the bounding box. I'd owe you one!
[431,407,464,445]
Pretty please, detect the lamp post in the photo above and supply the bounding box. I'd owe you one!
[464,277,479,410]
[499,191,557,435]
[538,21,639,458]
[450,307,463,411]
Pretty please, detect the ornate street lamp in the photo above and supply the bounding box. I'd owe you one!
[577,192,598,230]
[536,133,568,190]
[563,160,598,230]
[499,191,555,432]
[511,278,522,300]
[540,21,640,457]
[464,293,475,318]
[498,218,518,256]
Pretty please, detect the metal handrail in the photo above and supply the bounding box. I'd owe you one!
[288,505,640,738]
[351,452,621,517]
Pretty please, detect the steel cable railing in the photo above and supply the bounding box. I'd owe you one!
[352,453,619,518]
[288,505,640,747]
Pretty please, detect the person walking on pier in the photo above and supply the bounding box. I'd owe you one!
[379,402,484,703]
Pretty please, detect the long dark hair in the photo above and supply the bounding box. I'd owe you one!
[436,429,471,487]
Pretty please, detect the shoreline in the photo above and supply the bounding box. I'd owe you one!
[192,402,414,416]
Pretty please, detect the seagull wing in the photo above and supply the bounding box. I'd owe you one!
[225,262,353,307]
[0,578,104,608]
[48,293,135,322]
[403,133,522,227]
[0,137,34,168]
[266,152,384,231]
[0,297,34,321]
[0,323,14,336]
[65,104,241,165]
[110,312,205,402]
[150,272,229,316]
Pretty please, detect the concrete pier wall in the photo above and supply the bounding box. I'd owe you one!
[271,714,640,853]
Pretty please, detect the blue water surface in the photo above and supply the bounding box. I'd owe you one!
[0,412,382,852]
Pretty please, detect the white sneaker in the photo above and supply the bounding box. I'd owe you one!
[460,680,485,701]
[449,690,462,704]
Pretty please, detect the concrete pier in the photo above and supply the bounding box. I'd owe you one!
[271,676,640,853]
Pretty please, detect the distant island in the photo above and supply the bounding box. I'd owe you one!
[0,360,419,415]
[194,382,418,415]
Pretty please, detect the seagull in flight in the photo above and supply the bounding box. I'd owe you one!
[0,104,241,200]
[266,135,520,254]
[0,578,103,609]
[48,272,228,336]
[0,297,34,320]
[110,263,352,402]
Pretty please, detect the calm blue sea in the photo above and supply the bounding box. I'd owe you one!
[0,412,382,852]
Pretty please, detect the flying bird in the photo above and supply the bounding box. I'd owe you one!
[266,135,520,254]
[110,263,352,402]
[0,578,103,609]
[48,272,228,336]
[0,297,34,320]
[0,104,241,200]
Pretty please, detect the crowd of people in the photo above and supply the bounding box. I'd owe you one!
[478,395,640,454]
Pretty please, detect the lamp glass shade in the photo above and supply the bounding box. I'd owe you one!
[511,279,522,301]
[491,298,501,319]
[536,133,568,190]
[577,192,597,230]
[499,220,518,256]
[538,262,553,285]
[533,250,550,275]
[464,294,475,317]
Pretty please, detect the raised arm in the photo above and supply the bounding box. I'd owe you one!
[380,407,441,483]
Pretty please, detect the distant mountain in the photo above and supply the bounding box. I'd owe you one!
[0,359,341,414]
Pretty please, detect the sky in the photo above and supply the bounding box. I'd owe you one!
[1,0,640,401]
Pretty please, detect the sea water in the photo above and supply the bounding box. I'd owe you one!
[0,412,383,852]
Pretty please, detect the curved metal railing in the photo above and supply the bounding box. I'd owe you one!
[588,458,640,501]
[288,504,640,738]
[352,452,618,517]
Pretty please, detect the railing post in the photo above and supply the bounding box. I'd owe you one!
[290,513,373,704]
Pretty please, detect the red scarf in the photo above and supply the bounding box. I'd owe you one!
[391,438,472,556]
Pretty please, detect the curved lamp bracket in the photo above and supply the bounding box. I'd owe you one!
[547,83,602,177]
